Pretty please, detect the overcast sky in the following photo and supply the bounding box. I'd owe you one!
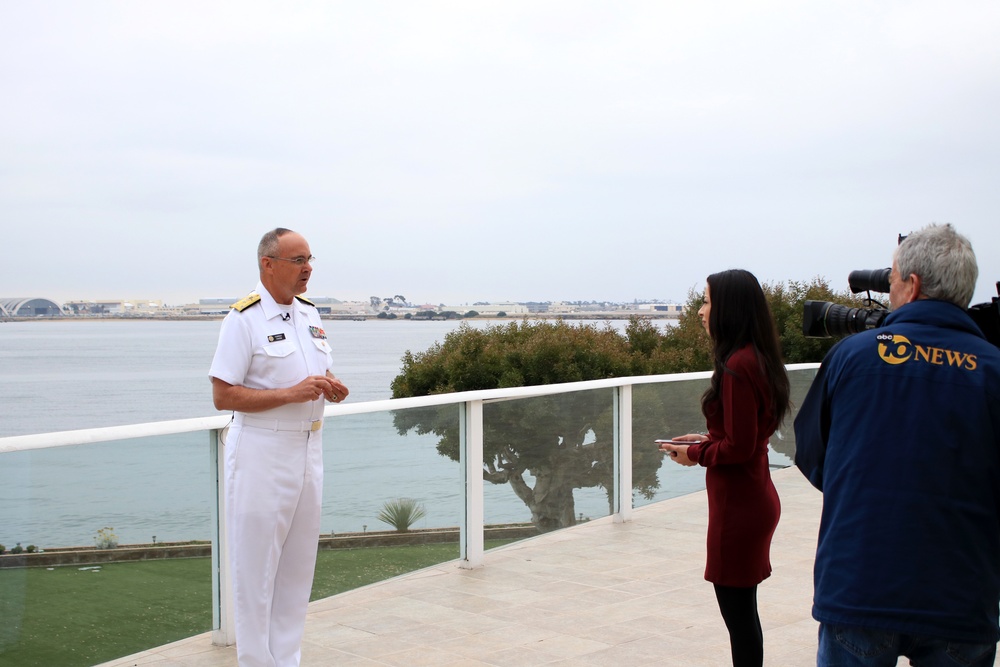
[2,1,999,307]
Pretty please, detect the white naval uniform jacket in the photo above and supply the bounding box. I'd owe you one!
[209,282,333,422]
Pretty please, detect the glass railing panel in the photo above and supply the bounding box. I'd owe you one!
[0,433,213,550]
[630,368,822,509]
[632,377,711,508]
[314,406,463,597]
[0,433,213,667]
[769,366,821,466]
[479,388,617,543]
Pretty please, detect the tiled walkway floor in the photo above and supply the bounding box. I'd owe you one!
[98,469,994,667]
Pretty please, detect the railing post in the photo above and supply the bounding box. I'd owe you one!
[209,428,235,646]
[613,384,633,523]
[460,399,485,569]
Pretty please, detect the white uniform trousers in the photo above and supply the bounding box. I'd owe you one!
[225,423,324,667]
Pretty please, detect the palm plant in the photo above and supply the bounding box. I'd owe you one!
[376,498,427,532]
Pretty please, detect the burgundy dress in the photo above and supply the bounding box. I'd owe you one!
[686,344,781,587]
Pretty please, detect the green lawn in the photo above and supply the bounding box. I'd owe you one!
[0,541,511,667]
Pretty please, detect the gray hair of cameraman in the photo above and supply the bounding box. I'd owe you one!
[894,223,978,309]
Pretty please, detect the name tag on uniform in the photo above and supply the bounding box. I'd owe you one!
[267,333,286,342]
[309,326,327,340]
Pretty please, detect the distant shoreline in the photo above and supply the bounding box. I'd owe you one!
[1,312,681,323]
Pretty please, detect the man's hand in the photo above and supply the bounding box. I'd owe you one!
[323,374,350,403]
[286,375,339,404]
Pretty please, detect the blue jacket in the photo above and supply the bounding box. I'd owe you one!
[794,299,1000,642]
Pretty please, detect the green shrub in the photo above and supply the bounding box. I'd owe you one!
[95,527,119,550]
[377,498,427,532]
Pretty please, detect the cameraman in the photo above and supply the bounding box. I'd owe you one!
[794,223,1000,666]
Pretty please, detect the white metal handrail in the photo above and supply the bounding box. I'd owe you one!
[0,365,821,454]
[0,369,728,454]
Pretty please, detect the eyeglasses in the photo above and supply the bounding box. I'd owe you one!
[267,255,315,266]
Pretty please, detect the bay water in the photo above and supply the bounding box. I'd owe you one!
[0,318,705,549]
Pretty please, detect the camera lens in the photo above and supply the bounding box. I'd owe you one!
[824,305,869,335]
[848,268,891,294]
[802,300,889,338]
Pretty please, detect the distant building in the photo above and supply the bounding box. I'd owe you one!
[646,303,683,314]
[63,299,165,315]
[194,298,234,316]
[547,302,576,314]
[195,296,346,315]
[440,303,529,316]
[0,297,64,317]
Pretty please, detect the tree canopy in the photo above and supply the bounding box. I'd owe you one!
[390,277,864,531]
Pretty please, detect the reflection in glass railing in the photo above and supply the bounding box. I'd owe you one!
[629,367,821,509]
[632,377,712,509]
[481,388,617,533]
[773,366,821,465]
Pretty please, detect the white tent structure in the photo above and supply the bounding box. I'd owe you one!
[0,297,64,317]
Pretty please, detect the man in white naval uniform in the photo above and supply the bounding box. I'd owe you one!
[209,228,349,667]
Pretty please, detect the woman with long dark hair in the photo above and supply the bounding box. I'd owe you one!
[660,269,791,667]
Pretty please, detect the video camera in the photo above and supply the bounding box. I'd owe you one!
[802,273,1000,349]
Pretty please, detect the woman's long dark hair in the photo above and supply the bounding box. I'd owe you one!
[700,269,790,427]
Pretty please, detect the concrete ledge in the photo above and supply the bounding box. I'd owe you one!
[0,523,540,569]
[0,542,212,569]
[321,523,540,550]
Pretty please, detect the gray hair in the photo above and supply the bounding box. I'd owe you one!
[894,223,978,308]
[257,228,294,272]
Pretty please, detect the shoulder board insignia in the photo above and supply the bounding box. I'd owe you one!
[231,294,262,312]
[294,295,316,307]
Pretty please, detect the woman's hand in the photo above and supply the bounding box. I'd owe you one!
[658,434,707,467]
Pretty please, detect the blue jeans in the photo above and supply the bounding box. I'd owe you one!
[818,623,997,667]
